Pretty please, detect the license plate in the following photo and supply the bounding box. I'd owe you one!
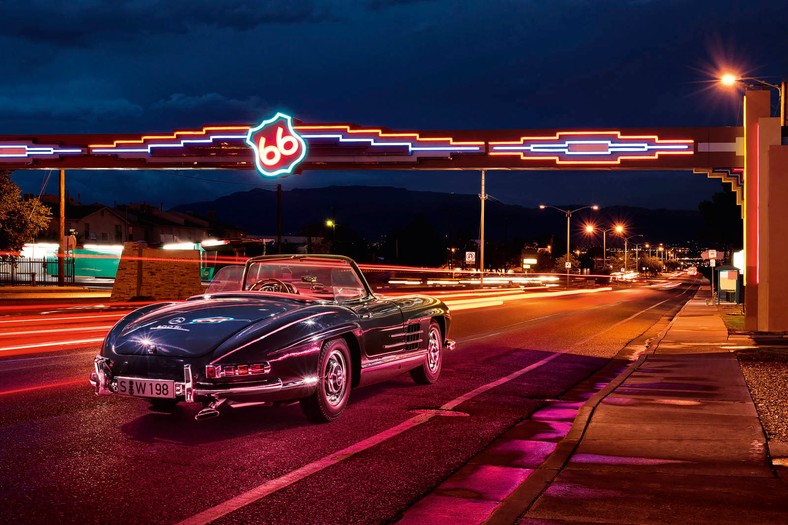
[116,377,175,399]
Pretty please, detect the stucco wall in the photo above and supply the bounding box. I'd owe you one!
[111,242,205,301]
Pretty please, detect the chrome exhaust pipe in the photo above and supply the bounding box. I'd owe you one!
[195,398,226,421]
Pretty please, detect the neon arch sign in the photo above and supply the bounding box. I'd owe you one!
[245,112,307,177]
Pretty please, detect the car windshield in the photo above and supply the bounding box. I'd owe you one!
[205,265,245,294]
[207,257,369,302]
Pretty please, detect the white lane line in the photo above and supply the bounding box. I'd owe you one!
[0,325,113,337]
[0,338,105,353]
[176,356,562,525]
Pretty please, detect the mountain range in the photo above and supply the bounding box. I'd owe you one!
[172,186,709,246]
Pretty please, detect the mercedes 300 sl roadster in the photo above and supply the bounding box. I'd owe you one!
[90,255,454,422]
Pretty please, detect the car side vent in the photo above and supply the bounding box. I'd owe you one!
[405,323,422,351]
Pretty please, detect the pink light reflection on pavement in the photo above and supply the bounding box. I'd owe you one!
[544,481,623,499]
[571,453,688,466]
[435,464,534,501]
[530,406,579,421]
[483,439,558,469]
[395,494,499,525]
[515,419,573,441]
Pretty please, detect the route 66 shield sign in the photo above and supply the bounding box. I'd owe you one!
[246,113,308,177]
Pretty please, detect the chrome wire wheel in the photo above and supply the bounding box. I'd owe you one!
[410,321,443,384]
[324,348,348,407]
[301,338,352,423]
[426,325,441,373]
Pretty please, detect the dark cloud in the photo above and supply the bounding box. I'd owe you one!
[0,0,333,46]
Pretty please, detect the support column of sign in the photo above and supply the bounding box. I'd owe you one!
[58,169,65,287]
[757,110,787,330]
[743,90,771,330]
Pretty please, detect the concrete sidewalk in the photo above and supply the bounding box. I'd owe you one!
[399,290,788,524]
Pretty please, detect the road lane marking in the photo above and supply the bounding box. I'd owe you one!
[175,355,563,525]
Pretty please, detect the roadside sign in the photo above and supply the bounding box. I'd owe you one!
[710,259,716,267]
[708,249,717,259]
[465,251,476,264]
[565,262,572,269]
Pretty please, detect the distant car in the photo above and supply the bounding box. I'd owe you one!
[90,255,454,422]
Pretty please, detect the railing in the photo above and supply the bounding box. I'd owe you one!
[0,257,75,286]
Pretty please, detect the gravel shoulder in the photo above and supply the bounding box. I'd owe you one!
[720,305,788,464]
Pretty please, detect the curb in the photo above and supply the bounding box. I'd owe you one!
[483,294,693,524]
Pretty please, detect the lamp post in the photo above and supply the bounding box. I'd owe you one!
[325,218,336,249]
[584,224,615,271]
[721,73,786,126]
[620,233,644,272]
[540,204,599,286]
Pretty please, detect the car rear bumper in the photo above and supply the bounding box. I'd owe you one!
[90,356,314,403]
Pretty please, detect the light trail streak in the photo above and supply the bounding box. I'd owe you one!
[0,325,114,337]
[0,338,105,355]
[0,313,125,325]
[0,379,86,396]
[443,287,612,310]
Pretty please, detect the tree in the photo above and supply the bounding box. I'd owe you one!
[0,170,52,253]
[698,185,743,257]
[553,253,580,273]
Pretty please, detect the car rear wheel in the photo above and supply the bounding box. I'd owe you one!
[300,338,351,423]
[410,321,443,384]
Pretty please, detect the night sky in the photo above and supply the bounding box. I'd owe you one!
[3,0,786,210]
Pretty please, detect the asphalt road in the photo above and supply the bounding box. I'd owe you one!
[0,278,698,525]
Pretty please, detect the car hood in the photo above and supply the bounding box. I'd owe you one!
[112,296,313,358]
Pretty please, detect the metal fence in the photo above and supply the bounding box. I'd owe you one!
[0,257,75,286]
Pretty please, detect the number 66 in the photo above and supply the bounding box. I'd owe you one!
[258,127,299,166]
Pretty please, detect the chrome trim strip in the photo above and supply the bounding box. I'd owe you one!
[192,377,314,397]
[383,338,423,350]
[362,349,426,371]
[193,379,284,396]
[93,356,112,395]
[361,353,425,374]
[184,364,195,403]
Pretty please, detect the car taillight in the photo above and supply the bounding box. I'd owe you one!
[205,362,270,379]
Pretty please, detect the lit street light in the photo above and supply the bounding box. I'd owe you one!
[540,204,599,285]
[584,223,618,271]
[720,73,785,126]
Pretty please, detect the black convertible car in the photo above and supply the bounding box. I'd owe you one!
[90,255,454,422]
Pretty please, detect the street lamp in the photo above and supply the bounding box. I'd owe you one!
[325,219,336,245]
[540,204,599,285]
[720,73,785,126]
[584,223,616,271]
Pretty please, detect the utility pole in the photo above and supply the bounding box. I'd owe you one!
[276,184,282,254]
[479,170,486,288]
[58,169,65,286]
